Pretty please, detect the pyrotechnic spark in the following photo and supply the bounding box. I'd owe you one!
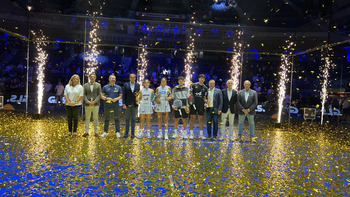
[32,30,48,114]
[320,47,335,125]
[85,2,105,76]
[277,37,294,123]
[137,36,149,89]
[85,19,101,76]
[184,15,197,88]
[230,30,244,91]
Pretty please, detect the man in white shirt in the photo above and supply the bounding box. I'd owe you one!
[55,81,65,107]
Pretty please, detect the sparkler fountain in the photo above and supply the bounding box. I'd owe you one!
[277,38,294,123]
[320,47,335,125]
[137,36,149,90]
[32,30,48,115]
[184,15,197,88]
[230,30,244,91]
[85,5,104,76]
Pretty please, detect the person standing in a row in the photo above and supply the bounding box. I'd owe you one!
[206,79,223,140]
[172,76,190,139]
[155,77,172,139]
[100,74,123,137]
[123,74,140,139]
[138,79,154,138]
[83,73,101,137]
[189,74,208,139]
[219,79,237,141]
[64,74,83,136]
[237,80,258,143]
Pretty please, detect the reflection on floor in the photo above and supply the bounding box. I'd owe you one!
[0,114,349,196]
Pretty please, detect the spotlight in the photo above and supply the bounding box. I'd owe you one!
[27,5,33,11]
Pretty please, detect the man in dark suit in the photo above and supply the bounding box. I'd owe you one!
[219,79,237,141]
[83,73,101,137]
[206,79,223,140]
[122,73,140,138]
[237,80,258,143]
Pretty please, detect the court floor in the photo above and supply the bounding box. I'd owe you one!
[0,113,349,196]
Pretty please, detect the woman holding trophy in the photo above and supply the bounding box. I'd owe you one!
[155,77,172,139]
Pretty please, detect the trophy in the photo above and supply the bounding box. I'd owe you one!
[156,88,161,104]
[134,90,141,105]
[206,98,212,108]
[151,92,158,103]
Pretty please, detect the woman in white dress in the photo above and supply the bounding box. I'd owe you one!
[155,77,172,139]
[138,79,154,138]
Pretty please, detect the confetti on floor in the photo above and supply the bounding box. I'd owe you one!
[0,112,349,196]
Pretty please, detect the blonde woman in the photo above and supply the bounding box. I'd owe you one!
[138,79,154,138]
[64,74,84,136]
[155,77,172,139]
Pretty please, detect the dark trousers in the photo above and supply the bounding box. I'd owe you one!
[104,104,120,133]
[207,107,219,138]
[125,105,137,137]
[66,105,81,133]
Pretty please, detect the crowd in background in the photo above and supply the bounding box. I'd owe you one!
[1,34,350,122]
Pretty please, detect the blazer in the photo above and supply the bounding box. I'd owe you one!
[122,82,141,107]
[83,82,101,106]
[221,88,238,114]
[207,87,223,114]
[237,89,258,115]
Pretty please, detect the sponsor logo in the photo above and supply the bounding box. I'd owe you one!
[255,105,266,112]
[7,95,27,103]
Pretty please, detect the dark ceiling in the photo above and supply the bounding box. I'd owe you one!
[6,0,349,28]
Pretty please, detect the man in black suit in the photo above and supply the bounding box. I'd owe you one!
[122,73,140,138]
[219,79,237,141]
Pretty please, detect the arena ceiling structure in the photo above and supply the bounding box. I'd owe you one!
[0,0,350,54]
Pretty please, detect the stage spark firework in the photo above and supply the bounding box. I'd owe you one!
[184,16,197,88]
[137,36,149,89]
[277,38,294,123]
[320,47,335,125]
[85,2,105,76]
[85,19,101,76]
[230,30,243,91]
[32,30,48,114]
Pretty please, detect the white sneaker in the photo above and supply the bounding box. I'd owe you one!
[147,132,151,139]
[100,132,108,137]
[138,131,143,138]
[164,133,169,140]
[172,132,178,138]
[116,132,121,138]
[189,134,194,140]
[183,133,188,139]
[157,132,163,139]
[199,135,206,140]
[219,136,224,141]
